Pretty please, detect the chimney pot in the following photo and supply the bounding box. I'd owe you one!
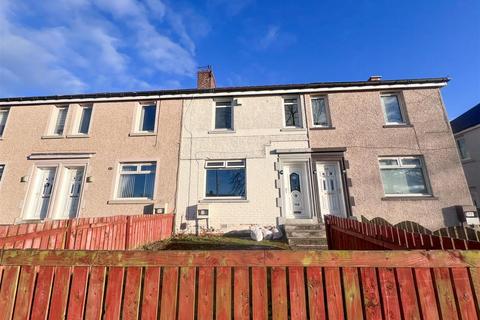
[197,66,216,89]
[368,75,382,81]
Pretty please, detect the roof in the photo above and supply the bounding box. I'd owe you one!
[0,77,449,103]
[451,102,480,134]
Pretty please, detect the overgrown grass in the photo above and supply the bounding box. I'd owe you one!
[142,234,290,250]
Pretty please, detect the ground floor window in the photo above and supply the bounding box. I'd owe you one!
[379,156,430,196]
[116,162,156,199]
[205,160,246,198]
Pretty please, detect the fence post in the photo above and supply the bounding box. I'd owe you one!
[64,220,72,250]
[125,216,131,250]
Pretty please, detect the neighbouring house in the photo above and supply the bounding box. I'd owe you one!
[451,103,480,210]
[0,69,473,232]
[0,95,182,223]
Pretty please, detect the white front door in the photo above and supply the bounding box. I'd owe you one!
[283,163,310,219]
[28,167,57,220]
[55,167,84,219]
[316,162,346,217]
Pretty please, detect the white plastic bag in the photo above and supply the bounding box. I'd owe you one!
[262,228,273,240]
[250,227,263,242]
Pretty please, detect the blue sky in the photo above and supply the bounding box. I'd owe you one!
[0,0,478,119]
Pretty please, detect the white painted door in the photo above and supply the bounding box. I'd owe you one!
[30,167,56,219]
[316,162,346,217]
[284,163,310,219]
[62,167,84,219]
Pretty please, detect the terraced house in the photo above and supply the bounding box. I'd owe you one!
[0,69,474,233]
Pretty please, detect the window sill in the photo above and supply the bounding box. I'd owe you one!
[41,135,65,140]
[66,134,90,139]
[107,199,154,205]
[280,128,306,132]
[310,126,335,130]
[208,129,236,134]
[381,195,438,201]
[199,199,249,203]
[382,124,413,128]
[129,132,157,137]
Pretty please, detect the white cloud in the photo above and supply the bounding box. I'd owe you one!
[0,0,201,97]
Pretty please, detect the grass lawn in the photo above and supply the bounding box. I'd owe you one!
[142,234,290,250]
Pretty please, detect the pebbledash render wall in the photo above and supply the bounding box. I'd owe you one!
[0,99,182,224]
[175,96,309,232]
[305,88,472,230]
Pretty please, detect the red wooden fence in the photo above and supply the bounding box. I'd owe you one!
[0,249,479,319]
[0,214,174,250]
[326,215,480,250]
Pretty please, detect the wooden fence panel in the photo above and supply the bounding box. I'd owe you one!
[0,250,479,319]
[0,213,174,250]
[325,215,480,250]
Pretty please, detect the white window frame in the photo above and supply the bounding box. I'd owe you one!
[212,98,234,131]
[310,96,331,128]
[456,138,470,161]
[113,162,157,200]
[378,156,431,196]
[72,104,93,136]
[204,159,246,199]
[132,102,158,134]
[380,93,408,125]
[282,96,303,128]
[0,107,10,138]
[46,105,69,136]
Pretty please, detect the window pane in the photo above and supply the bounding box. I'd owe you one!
[140,164,156,172]
[141,105,156,132]
[226,160,245,167]
[401,158,421,166]
[206,168,245,197]
[284,103,301,127]
[312,98,329,126]
[215,106,232,129]
[380,168,428,194]
[118,171,155,198]
[216,101,231,107]
[0,110,9,136]
[379,159,398,166]
[381,95,404,123]
[0,165,4,181]
[121,165,138,172]
[78,107,92,134]
[457,139,469,159]
[54,107,68,135]
[205,161,225,168]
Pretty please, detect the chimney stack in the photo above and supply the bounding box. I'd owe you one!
[197,66,216,89]
[368,75,382,81]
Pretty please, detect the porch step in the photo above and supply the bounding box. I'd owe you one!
[284,223,328,250]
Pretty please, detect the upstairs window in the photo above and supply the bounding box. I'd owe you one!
[0,164,4,181]
[381,93,406,125]
[311,97,330,127]
[456,138,470,160]
[52,106,68,135]
[283,97,302,128]
[138,104,156,133]
[214,100,233,130]
[116,162,156,199]
[379,156,430,196]
[76,105,92,135]
[205,160,246,198]
[0,108,9,137]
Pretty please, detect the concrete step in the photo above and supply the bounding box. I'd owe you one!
[287,230,326,238]
[288,237,328,246]
[291,244,328,250]
[284,224,325,231]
